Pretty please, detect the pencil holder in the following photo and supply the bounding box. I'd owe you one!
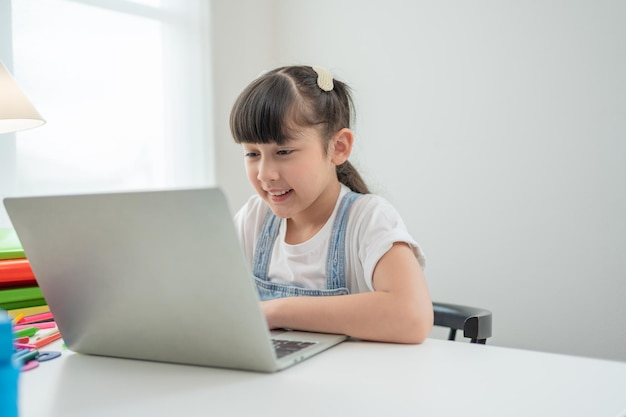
[0,309,19,417]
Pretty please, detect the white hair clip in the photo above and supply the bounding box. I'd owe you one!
[312,66,334,92]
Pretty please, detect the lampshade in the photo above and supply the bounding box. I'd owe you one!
[0,61,45,134]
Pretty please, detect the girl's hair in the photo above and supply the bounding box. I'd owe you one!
[230,65,370,194]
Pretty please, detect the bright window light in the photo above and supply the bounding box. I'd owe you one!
[9,0,211,196]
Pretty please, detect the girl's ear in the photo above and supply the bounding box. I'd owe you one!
[330,128,354,165]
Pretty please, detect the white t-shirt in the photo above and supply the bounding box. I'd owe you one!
[233,185,426,294]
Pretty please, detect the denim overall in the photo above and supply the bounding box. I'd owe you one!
[252,192,362,301]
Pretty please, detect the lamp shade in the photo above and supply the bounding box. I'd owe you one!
[0,61,45,134]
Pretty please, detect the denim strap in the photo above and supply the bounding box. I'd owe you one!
[252,191,361,293]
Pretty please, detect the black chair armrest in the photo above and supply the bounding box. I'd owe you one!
[433,301,493,344]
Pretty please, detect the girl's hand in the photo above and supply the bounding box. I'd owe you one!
[261,298,283,330]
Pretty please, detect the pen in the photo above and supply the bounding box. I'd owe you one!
[14,327,39,338]
[13,348,39,364]
[33,330,61,349]
[14,343,36,349]
[12,313,25,325]
[31,328,58,340]
[13,322,57,331]
[18,311,54,324]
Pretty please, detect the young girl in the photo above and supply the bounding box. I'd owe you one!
[230,65,433,344]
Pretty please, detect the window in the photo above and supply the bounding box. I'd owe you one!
[1,0,213,218]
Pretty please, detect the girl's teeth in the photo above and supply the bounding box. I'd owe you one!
[271,190,290,196]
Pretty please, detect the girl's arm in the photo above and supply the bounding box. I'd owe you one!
[261,242,434,344]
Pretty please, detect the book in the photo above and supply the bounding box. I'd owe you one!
[0,259,37,288]
[0,228,25,260]
[0,287,46,310]
[6,305,50,320]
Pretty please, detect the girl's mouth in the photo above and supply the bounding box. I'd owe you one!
[268,189,293,201]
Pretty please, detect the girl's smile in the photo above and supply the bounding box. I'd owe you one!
[266,188,293,202]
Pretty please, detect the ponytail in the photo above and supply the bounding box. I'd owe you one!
[336,161,370,194]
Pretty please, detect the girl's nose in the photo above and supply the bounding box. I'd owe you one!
[257,158,279,183]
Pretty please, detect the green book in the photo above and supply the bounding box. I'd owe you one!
[0,228,25,260]
[0,286,46,310]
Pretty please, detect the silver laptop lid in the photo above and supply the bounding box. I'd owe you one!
[4,188,283,371]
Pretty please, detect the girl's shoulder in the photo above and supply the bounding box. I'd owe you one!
[351,192,403,221]
[349,192,425,269]
[348,192,413,239]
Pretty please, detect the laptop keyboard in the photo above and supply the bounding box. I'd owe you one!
[272,339,317,359]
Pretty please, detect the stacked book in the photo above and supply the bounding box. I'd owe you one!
[0,228,48,317]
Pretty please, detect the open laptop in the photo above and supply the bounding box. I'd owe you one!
[3,187,347,372]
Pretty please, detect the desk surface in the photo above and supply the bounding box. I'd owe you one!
[20,338,626,417]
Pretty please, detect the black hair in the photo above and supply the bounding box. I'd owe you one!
[229,65,369,194]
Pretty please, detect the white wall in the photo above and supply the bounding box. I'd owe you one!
[211,0,626,361]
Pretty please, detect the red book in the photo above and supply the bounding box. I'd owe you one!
[0,259,37,287]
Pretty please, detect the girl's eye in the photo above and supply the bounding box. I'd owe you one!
[244,151,259,158]
[277,149,293,156]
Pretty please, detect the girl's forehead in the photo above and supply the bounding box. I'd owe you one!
[285,125,327,143]
[263,125,323,143]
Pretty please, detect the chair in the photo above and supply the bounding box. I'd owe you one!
[433,302,492,344]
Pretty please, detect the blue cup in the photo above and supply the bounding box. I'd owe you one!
[0,309,19,417]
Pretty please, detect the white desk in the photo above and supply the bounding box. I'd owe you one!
[19,338,626,417]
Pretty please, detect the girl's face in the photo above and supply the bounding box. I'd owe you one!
[241,126,341,224]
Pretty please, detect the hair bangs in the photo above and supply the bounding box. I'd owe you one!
[230,75,296,145]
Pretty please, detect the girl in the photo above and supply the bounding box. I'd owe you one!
[230,65,433,344]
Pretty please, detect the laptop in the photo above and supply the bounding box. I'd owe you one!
[3,187,347,372]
